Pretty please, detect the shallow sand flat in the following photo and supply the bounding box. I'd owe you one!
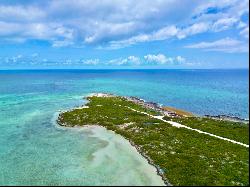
[81,125,166,186]
[1,106,166,185]
[52,112,165,185]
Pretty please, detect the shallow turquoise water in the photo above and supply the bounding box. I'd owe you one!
[0,69,248,185]
[0,92,164,185]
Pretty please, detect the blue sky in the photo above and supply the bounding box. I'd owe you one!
[0,0,249,69]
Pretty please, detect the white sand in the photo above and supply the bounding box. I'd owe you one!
[88,93,114,97]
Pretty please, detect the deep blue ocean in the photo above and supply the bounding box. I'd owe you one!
[1,69,249,118]
[0,69,249,185]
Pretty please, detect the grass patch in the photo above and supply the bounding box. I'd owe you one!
[165,116,249,145]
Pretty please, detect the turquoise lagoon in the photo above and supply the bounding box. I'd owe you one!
[0,69,248,185]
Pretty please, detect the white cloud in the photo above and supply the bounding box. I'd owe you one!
[237,21,247,29]
[240,27,249,39]
[0,5,45,21]
[107,58,128,66]
[107,17,246,49]
[63,59,72,65]
[150,26,179,41]
[127,56,141,65]
[106,54,187,66]
[185,37,249,53]
[143,54,187,65]
[211,17,238,32]
[1,53,191,67]
[82,59,100,65]
[3,54,24,64]
[0,21,74,45]
[107,55,141,66]
[144,54,171,64]
[108,26,179,49]
[0,0,248,49]
[177,22,210,39]
[52,40,74,47]
[108,22,214,49]
[0,21,23,36]
[83,21,140,44]
[176,56,186,63]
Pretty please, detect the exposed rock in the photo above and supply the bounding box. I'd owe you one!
[204,115,249,124]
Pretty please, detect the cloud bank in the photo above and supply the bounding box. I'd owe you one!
[1,53,194,67]
[185,37,249,53]
[0,0,248,53]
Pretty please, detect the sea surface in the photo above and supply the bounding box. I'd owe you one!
[0,69,249,185]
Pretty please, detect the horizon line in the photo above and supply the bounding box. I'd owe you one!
[0,68,249,71]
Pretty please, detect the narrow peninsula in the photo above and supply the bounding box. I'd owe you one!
[57,93,249,186]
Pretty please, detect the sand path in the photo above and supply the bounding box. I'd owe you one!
[125,106,249,148]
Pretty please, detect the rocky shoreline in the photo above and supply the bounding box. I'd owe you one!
[90,93,248,122]
[125,95,249,123]
[59,92,249,126]
[88,93,184,118]
[204,114,249,124]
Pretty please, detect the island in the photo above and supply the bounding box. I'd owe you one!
[57,93,249,186]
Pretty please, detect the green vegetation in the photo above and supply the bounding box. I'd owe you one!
[164,116,249,145]
[58,96,249,186]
